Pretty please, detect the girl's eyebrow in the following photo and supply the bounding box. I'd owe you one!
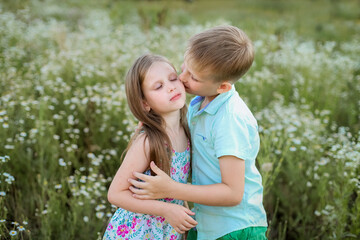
[150,71,177,87]
[166,72,178,80]
[151,80,162,87]
[169,73,179,77]
[169,71,177,76]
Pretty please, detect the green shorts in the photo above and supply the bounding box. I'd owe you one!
[187,226,268,240]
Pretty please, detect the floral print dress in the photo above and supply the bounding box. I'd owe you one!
[103,141,190,240]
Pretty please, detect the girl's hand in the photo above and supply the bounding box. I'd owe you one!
[163,204,197,234]
[128,161,174,199]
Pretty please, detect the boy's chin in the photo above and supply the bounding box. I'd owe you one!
[184,88,194,94]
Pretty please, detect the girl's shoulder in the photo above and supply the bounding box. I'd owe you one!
[129,132,150,158]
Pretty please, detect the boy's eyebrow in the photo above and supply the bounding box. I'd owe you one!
[186,66,201,80]
[190,71,201,81]
[191,74,200,80]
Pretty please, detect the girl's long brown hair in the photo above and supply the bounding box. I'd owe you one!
[124,54,190,175]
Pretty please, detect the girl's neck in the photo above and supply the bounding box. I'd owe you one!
[162,111,182,134]
[162,111,187,152]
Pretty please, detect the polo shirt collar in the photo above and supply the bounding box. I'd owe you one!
[191,85,236,115]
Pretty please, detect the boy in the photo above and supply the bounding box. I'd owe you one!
[129,25,268,240]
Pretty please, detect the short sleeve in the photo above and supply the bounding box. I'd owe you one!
[212,112,259,161]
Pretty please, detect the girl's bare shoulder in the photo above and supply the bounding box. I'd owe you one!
[128,132,150,159]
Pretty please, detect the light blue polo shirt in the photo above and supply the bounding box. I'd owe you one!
[188,85,267,240]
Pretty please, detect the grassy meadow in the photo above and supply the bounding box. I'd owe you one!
[0,0,359,239]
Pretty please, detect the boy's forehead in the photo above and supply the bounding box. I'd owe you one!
[184,57,199,74]
[184,58,213,80]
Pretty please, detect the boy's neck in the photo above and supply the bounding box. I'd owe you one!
[200,94,219,109]
[199,81,233,109]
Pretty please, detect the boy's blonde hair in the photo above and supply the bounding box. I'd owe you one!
[186,25,254,83]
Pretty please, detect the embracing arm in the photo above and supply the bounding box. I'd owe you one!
[130,155,245,206]
[108,134,197,233]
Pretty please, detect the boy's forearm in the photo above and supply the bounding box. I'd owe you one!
[170,181,243,206]
[130,159,244,206]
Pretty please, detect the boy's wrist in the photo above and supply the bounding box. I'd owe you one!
[167,180,180,199]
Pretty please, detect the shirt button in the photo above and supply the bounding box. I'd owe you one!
[192,121,195,125]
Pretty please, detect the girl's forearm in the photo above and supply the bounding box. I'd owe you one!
[108,190,170,216]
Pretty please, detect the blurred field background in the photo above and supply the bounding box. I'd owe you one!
[0,0,359,239]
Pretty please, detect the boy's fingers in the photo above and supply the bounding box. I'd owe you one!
[128,178,146,188]
[132,172,151,181]
[128,186,146,194]
[150,161,163,175]
[132,194,150,200]
[135,121,143,132]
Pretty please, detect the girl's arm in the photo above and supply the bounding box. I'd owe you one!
[129,155,245,206]
[107,134,197,233]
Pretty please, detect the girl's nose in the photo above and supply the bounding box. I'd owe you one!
[168,86,175,93]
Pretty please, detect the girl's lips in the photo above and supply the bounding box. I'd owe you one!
[170,93,181,101]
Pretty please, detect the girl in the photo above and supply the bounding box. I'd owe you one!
[103,54,197,240]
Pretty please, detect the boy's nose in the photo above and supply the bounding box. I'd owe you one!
[179,63,188,83]
[180,63,185,72]
[179,72,187,83]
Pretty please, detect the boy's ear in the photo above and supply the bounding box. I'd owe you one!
[216,81,232,94]
[142,100,151,112]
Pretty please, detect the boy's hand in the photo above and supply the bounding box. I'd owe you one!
[163,204,197,234]
[128,161,174,199]
[135,121,143,133]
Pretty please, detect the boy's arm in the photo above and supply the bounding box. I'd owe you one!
[130,155,245,206]
[108,134,197,233]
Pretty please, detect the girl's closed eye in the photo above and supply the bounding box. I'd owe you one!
[155,83,163,90]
